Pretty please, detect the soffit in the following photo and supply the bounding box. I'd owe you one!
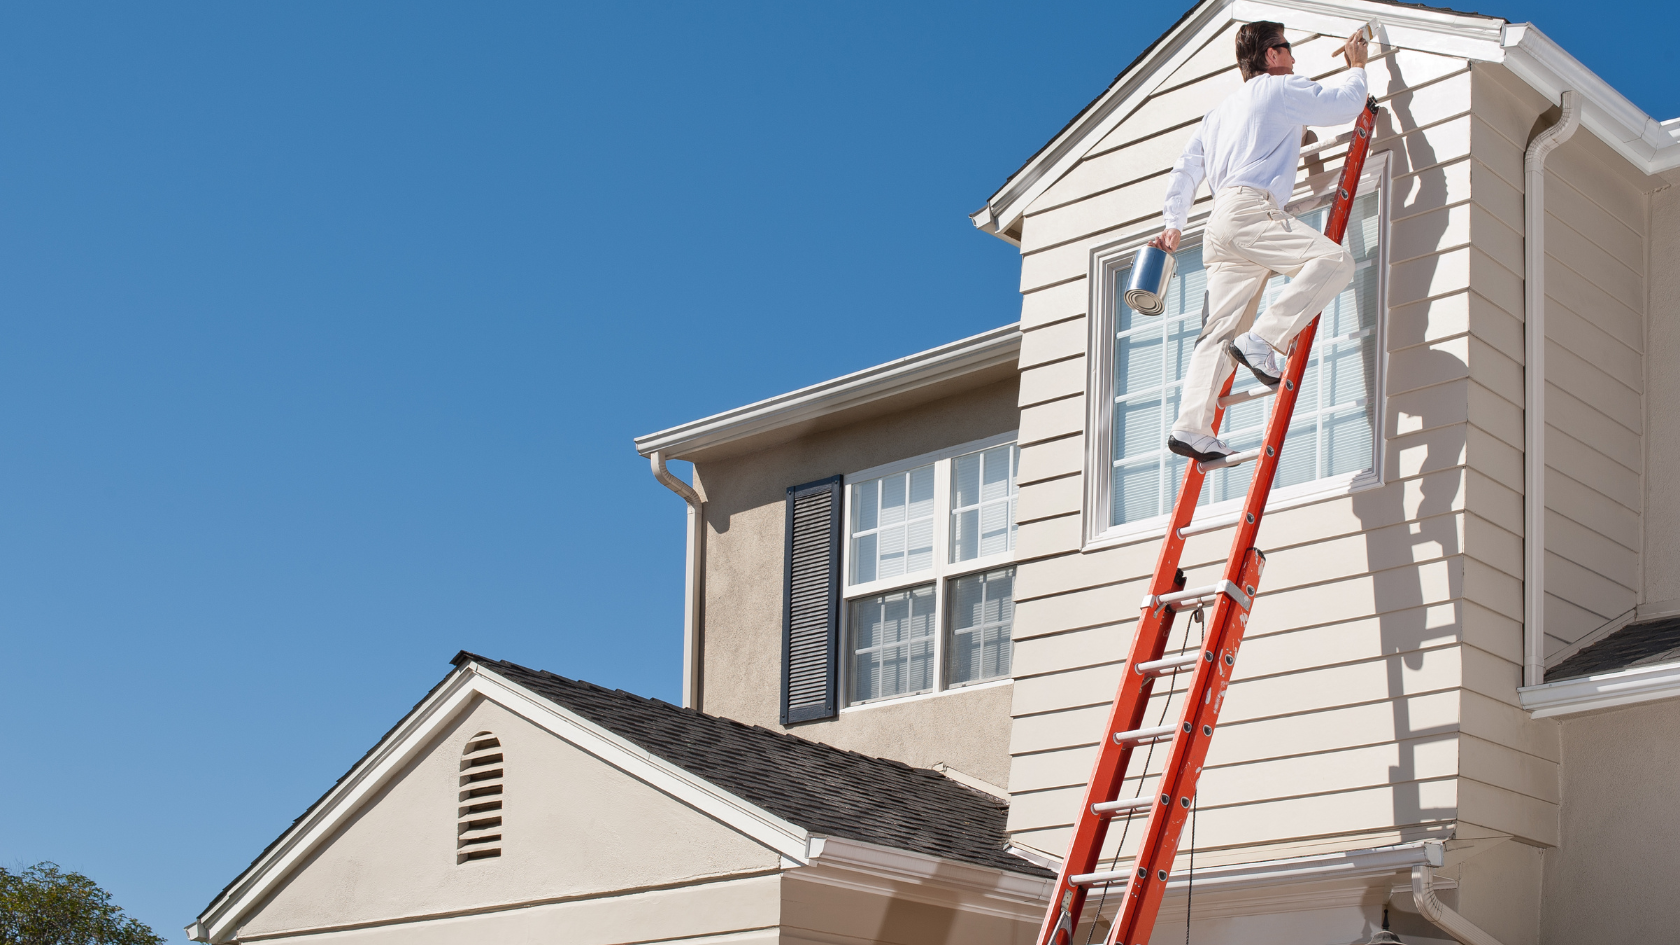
[632,324,1020,464]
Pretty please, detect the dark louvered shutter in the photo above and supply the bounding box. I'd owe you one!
[781,475,842,724]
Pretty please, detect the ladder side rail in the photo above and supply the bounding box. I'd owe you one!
[1104,548,1265,945]
[1101,96,1382,945]
[1034,373,1236,945]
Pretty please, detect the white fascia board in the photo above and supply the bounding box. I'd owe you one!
[468,665,811,859]
[1502,24,1680,173]
[1518,659,1680,718]
[1031,841,1436,896]
[632,324,1020,460]
[195,662,809,944]
[1234,0,1504,60]
[803,835,1054,918]
[979,0,1236,237]
[978,0,1679,246]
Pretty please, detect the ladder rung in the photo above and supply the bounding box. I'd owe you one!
[1134,652,1202,676]
[1217,386,1274,408]
[1113,723,1177,746]
[1092,795,1156,817]
[1177,510,1241,539]
[1198,447,1261,472]
[1070,867,1135,886]
[1142,579,1252,612]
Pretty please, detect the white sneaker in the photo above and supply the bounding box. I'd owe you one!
[1167,431,1238,464]
[1226,332,1282,388]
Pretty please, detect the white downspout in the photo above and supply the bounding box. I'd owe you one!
[1412,842,1507,945]
[1523,90,1583,687]
[650,450,705,709]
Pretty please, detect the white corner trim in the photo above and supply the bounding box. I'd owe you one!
[194,661,810,944]
[931,762,1010,800]
[1518,659,1680,718]
[1006,842,1062,873]
[802,835,1054,917]
[632,324,1020,460]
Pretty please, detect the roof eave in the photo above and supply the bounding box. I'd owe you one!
[1500,22,1680,173]
[191,659,812,944]
[632,323,1021,462]
[1520,659,1680,718]
[977,0,1680,241]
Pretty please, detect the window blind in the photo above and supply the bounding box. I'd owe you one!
[782,475,842,724]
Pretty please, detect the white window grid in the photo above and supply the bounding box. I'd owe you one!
[1085,152,1391,546]
[841,432,1019,707]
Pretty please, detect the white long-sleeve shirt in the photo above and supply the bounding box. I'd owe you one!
[1161,68,1368,231]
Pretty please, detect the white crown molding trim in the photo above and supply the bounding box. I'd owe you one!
[193,661,809,944]
[632,324,1020,461]
[1235,0,1504,60]
[801,836,1054,920]
[1518,659,1680,718]
[1542,607,1636,671]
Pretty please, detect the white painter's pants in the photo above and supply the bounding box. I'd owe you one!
[1171,186,1356,439]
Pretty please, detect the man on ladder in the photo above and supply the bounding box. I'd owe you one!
[1156,21,1371,464]
[1034,22,1384,945]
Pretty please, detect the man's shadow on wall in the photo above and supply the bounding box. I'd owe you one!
[1350,51,1465,883]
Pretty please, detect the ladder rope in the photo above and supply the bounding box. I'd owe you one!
[1081,606,1202,945]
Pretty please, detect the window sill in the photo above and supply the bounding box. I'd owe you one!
[840,677,1012,715]
[1082,469,1381,554]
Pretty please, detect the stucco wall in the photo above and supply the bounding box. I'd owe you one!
[1642,183,1680,607]
[1541,697,1680,943]
[781,874,1038,945]
[240,874,782,945]
[239,696,780,939]
[694,377,1020,787]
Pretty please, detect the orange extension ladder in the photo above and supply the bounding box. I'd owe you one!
[1037,95,1382,945]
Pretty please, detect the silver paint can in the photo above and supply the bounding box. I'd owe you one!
[1123,245,1177,316]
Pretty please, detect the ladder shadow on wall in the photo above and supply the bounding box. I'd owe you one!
[1348,53,1464,841]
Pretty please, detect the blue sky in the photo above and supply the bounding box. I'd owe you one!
[1,1,1673,940]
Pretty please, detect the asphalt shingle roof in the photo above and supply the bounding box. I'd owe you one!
[1546,616,1680,682]
[459,653,1049,878]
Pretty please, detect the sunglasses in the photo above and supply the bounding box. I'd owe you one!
[1267,40,1292,53]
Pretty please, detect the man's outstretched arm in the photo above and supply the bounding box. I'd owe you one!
[1279,29,1371,127]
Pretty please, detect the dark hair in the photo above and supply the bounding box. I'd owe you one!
[1236,21,1286,81]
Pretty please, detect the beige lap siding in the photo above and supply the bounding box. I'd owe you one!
[1003,16,1572,866]
[1469,64,1650,663]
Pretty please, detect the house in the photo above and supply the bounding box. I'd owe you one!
[189,0,1680,943]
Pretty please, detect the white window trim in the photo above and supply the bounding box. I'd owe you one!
[1082,150,1393,552]
[841,431,1019,708]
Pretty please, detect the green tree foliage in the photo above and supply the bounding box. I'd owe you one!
[0,863,163,945]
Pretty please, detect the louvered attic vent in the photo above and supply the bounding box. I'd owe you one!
[457,731,503,864]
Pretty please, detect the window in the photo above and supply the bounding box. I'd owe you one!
[1087,155,1387,542]
[843,435,1018,706]
[457,731,503,863]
